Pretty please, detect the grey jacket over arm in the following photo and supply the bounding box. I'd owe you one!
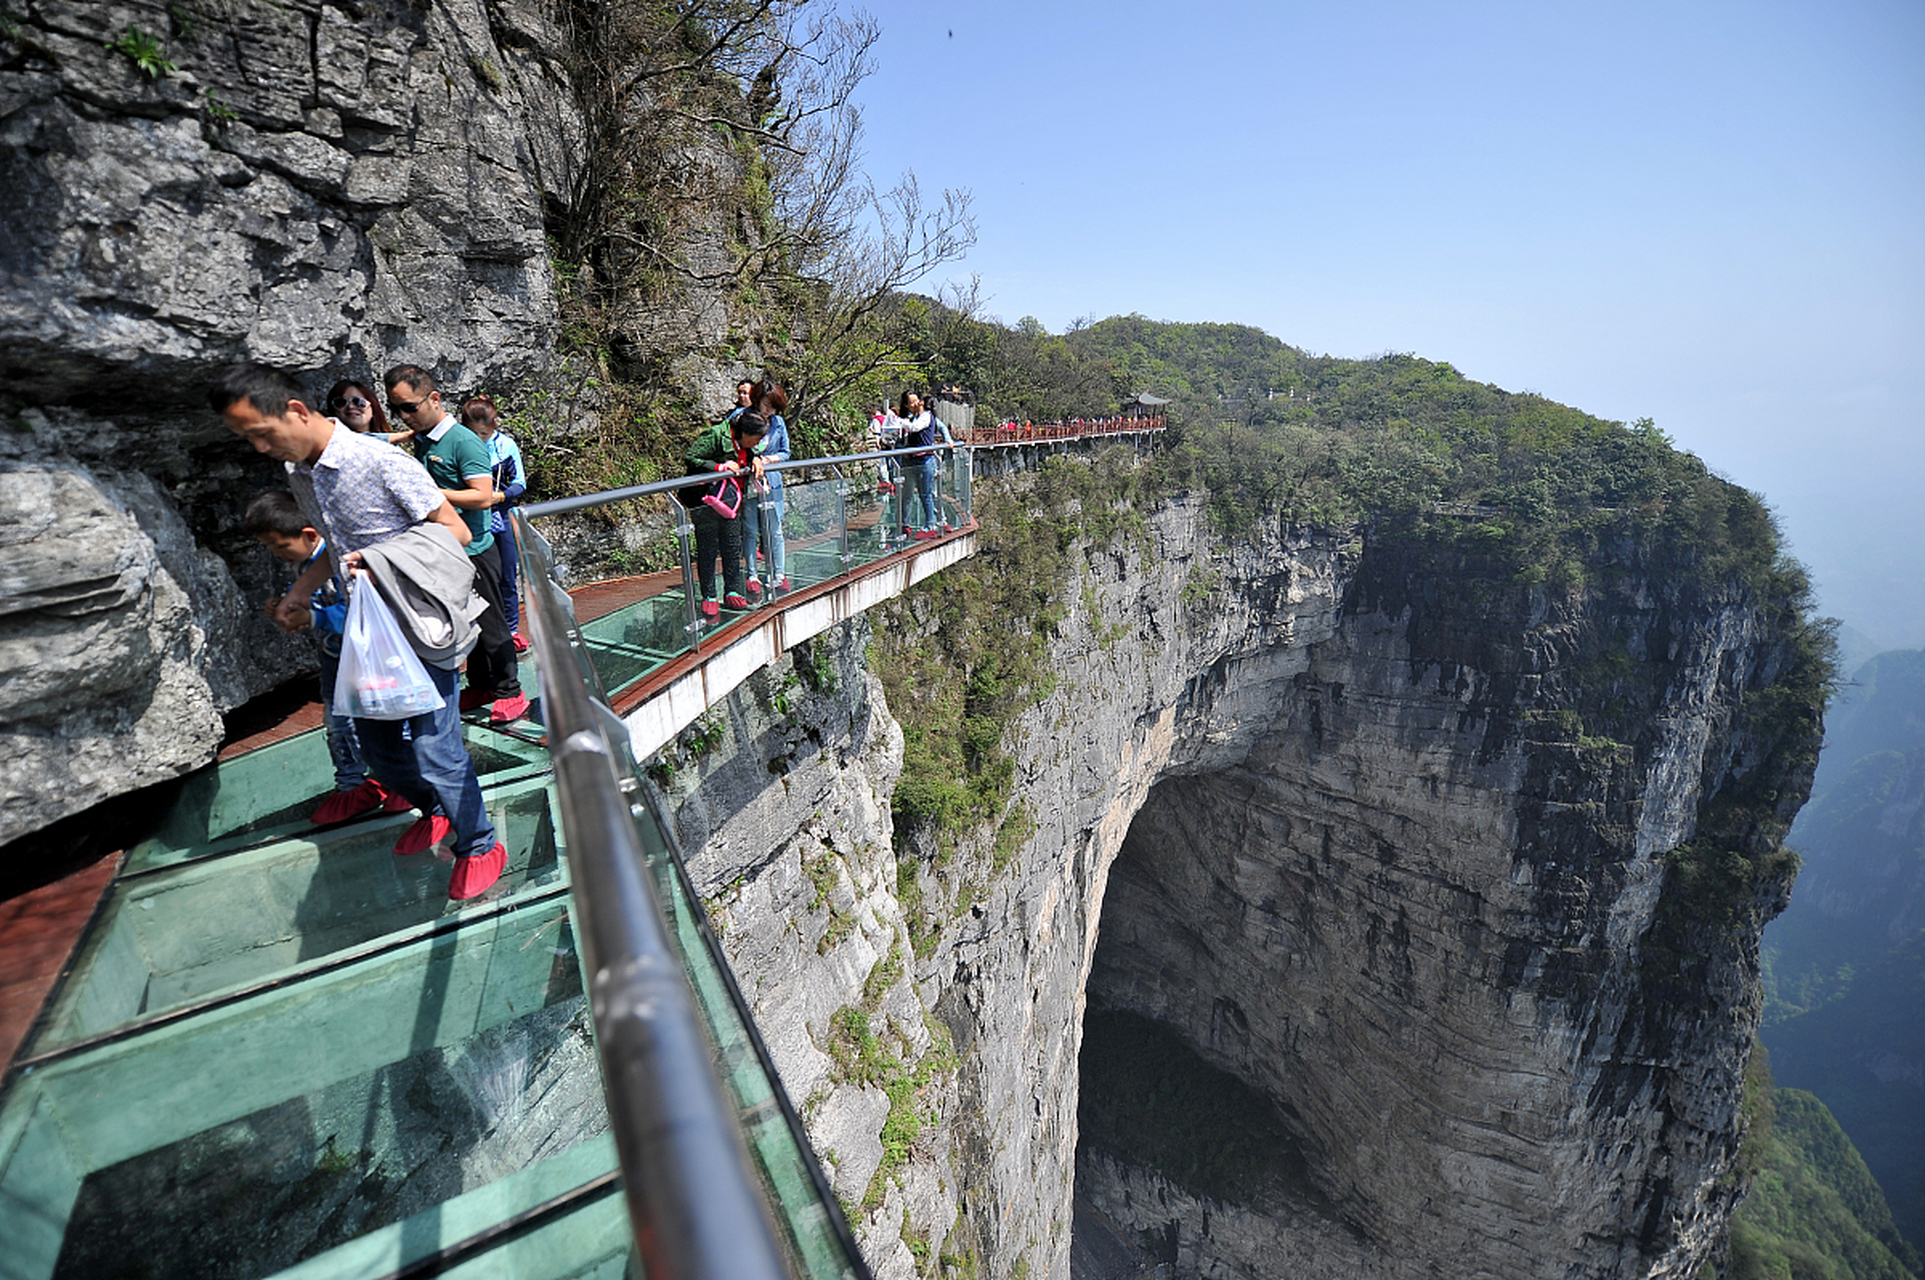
[354,524,487,670]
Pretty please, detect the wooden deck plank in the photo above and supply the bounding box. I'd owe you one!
[0,851,121,1070]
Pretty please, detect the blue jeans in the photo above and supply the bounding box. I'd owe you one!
[354,663,496,857]
[496,518,521,632]
[908,456,937,529]
[318,637,367,793]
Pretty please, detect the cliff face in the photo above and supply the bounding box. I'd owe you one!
[671,472,1817,1280]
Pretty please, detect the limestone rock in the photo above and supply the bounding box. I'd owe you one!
[0,0,591,845]
[675,480,1815,1280]
[0,464,224,843]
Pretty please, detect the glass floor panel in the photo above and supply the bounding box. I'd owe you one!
[125,722,551,874]
[577,639,677,699]
[580,594,694,656]
[31,775,565,1055]
[264,1136,629,1280]
[1,892,602,1280]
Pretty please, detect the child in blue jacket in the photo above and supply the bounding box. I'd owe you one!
[243,490,412,825]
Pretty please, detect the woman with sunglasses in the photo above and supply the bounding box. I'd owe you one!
[323,379,390,434]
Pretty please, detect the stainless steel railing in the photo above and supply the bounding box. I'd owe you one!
[516,509,800,1280]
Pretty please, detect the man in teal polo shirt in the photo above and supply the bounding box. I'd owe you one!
[382,364,527,724]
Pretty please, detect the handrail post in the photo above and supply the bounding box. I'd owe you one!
[672,497,703,650]
[832,465,851,571]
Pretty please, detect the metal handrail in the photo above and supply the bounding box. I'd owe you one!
[516,509,794,1280]
[519,443,966,520]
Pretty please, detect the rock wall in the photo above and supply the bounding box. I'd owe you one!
[0,0,757,845]
[0,0,575,841]
[669,470,1815,1279]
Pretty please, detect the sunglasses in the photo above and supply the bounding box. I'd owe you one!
[388,395,430,416]
[329,395,370,410]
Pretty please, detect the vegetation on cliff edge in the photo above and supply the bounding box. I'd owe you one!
[877,316,1832,938]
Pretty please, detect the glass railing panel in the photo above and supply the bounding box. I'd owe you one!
[946,447,972,524]
[621,794,862,1280]
[0,890,601,1280]
[125,723,551,874]
[577,591,686,655]
[30,776,566,1055]
[838,468,906,569]
[575,638,672,701]
[781,474,856,586]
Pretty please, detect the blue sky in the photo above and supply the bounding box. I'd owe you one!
[847,0,1925,649]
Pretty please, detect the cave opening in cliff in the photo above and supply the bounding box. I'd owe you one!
[1073,772,1340,1271]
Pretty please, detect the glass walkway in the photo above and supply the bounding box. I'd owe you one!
[0,445,984,1280]
[0,425,1159,1279]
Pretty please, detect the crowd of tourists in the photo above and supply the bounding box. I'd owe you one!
[201,368,1142,909]
[980,414,1164,441]
[213,363,973,903]
[216,363,541,903]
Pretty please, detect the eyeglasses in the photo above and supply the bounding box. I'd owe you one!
[388,395,429,416]
[329,395,370,410]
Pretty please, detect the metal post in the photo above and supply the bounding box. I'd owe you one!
[675,502,703,650]
[832,465,851,570]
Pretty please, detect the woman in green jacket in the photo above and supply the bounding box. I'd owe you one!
[684,407,769,619]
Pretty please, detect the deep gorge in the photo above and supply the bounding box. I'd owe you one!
[654,477,1820,1279]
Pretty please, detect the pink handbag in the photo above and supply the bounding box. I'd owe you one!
[701,474,744,518]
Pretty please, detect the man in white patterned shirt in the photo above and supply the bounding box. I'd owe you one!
[212,363,506,901]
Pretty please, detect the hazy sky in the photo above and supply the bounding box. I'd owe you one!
[847,0,1925,648]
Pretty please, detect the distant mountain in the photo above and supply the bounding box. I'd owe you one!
[1819,649,1925,787]
[1766,650,1925,1017]
[1834,627,1890,680]
[1766,932,1925,1259]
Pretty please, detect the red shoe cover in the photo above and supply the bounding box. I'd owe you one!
[449,842,507,900]
[310,778,386,825]
[394,815,452,857]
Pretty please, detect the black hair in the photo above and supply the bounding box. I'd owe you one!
[208,363,306,418]
[241,490,314,539]
[896,388,925,417]
[382,363,437,395]
[732,410,769,437]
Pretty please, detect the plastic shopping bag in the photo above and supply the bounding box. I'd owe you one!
[333,572,444,720]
